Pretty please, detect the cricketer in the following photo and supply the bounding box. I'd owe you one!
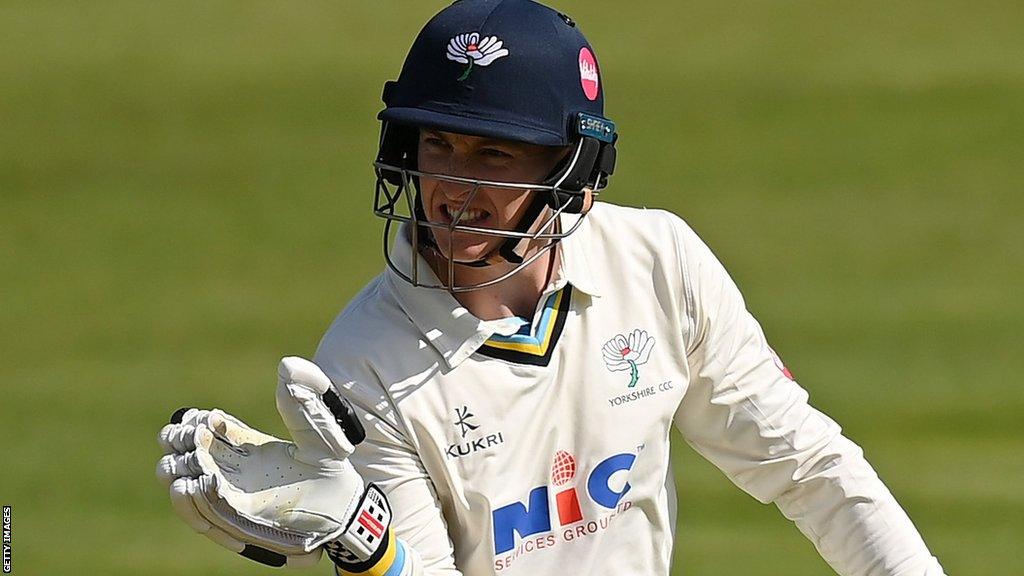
[156,1,946,574]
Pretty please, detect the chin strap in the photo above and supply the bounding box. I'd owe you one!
[495,192,553,265]
[484,137,596,266]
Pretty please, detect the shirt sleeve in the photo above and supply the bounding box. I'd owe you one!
[670,218,945,576]
[314,349,463,576]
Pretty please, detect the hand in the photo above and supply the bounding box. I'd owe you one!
[156,357,381,568]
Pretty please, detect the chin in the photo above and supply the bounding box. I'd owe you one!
[431,233,498,264]
[447,246,495,264]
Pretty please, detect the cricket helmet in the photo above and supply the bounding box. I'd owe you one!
[373,0,617,292]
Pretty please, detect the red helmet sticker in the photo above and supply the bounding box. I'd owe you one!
[578,47,599,101]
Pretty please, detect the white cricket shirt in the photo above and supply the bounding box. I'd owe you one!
[314,202,944,576]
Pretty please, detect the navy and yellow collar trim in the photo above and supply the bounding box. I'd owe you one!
[476,285,573,367]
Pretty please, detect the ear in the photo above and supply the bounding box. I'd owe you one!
[579,188,594,214]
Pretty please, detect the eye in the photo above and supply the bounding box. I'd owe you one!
[423,136,451,149]
[480,148,513,159]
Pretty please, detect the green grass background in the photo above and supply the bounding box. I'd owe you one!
[2,1,1022,574]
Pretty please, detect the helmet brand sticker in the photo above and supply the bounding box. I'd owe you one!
[578,47,600,100]
[577,113,616,142]
[446,32,509,81]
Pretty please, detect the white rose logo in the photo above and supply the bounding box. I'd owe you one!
[446,32,509,81]
[602,329,655,387]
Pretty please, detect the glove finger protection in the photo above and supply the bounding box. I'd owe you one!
[155,451,204,487]
[208,408,280,448]
[169,476,216,535]
[157,408,209,454]
[275,356,359,462]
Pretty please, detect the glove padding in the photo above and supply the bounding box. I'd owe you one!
[156,357,368,568]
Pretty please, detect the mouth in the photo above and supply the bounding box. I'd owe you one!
[440,203,491,227]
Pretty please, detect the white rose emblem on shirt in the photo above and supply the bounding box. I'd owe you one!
[446,32,510,81]
[602,329,656,387]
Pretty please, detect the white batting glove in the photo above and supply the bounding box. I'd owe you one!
[156,357,394,570]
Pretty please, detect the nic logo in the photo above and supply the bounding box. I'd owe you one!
[491,451,636,554]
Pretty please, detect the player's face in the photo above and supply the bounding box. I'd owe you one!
[417,129,569,263]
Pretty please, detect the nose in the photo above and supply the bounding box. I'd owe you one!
[431,162,481,204]
[436,178,476,204]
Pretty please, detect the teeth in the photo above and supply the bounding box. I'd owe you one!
[445,205,487,223]
[459,209,486,222]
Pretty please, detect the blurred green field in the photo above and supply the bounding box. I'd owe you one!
[2,1,1022,574]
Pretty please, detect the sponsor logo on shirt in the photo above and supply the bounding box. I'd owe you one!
[491,450,636,569]
[454,405,480,437]
[446,405,505,459]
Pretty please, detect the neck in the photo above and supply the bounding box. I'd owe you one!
[427,240,561,321]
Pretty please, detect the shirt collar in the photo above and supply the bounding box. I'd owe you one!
[384,225,493,369]
[555,212,603,298]
[384,212,601,369]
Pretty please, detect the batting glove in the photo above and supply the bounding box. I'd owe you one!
[156,357,394,570]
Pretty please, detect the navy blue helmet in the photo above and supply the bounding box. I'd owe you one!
[374,0,618,291]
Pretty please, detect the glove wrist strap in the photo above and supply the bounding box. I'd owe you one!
[326,484,395,574]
